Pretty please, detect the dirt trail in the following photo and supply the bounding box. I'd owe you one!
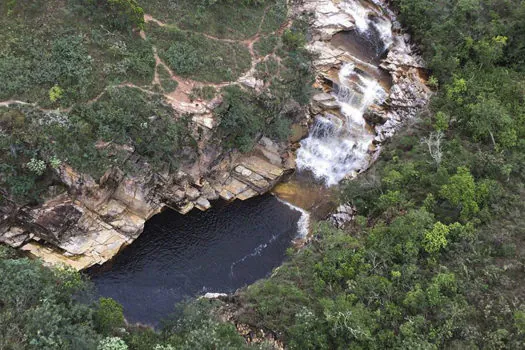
[0,99,73,113]
[0,100,31,107]
[2,9,291,116]
[141,9,275,110]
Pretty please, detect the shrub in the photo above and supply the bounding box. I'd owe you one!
[94,298,125,335]
[98,337,128,350]
[26,158,46,176]
[49,85,64,102]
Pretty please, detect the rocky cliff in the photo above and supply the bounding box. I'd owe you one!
[0,0,430,269]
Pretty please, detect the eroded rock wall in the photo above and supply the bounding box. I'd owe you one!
[1,0,431,269]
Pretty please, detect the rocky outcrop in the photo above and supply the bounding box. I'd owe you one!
[297,0,431,160]
[1,128,295,269]
[327,203,356,228]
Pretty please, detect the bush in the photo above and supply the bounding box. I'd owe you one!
[98,337,129,350]
[94,298,126,335]
[216,86,293,152]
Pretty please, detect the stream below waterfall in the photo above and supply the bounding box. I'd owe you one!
[86,194,305,326]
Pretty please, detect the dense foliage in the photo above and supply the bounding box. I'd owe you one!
[236,0,525,348]
[0,247,100,349]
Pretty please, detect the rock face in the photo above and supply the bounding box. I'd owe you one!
[296,0,432,172]
[327,203,356,229]
[0,132,295,269]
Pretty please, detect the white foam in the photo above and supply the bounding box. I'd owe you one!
[343,1,370,33]
[297,63,385,186]
[295,0,394,186]
[275,198,311,239]
[343,0,393,52]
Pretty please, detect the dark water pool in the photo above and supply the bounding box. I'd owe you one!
[86,194,301,326]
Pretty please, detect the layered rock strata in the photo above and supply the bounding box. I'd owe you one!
[0,133,295,269]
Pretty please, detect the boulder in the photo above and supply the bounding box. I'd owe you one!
[196,197,211,211]
[186,187,201,201]
[327,204,356,228]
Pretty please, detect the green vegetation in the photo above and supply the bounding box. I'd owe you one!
[254,36,280,56]
[157,65,178,93]
[217,18,314,151]
[147,23,251,83]
[0,249,100,349]
[0,88,192,201]
[0,0,154,107]
[234,0,525,348]
[143,0,287,40]
[190,86,217,101]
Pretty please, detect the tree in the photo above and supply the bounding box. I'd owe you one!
[423,222,449,254]
[440,167,480,220]
[421,131,444,166]
[106,0,145,30]
[98,337,128,350]
[467,96,516,149]
[0,258,100,349]
[94,298,125,335]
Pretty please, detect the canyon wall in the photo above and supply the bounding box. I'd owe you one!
[0,0,430,269]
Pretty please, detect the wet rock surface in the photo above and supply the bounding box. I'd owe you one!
[295,0,431,184]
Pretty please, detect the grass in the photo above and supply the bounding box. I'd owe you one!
[142,0,288,40]
[255,57,280,83]
[190,86,217,101]
[0,0,154,107]
[254,35,280,56]
[158,65,178,93]
[147,22,251,83]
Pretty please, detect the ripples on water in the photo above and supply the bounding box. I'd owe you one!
[86,194,301,326]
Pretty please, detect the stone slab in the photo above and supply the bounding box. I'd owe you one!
[239,156,284,181]
[223,177,249,196]
[21,242,101,271]
[236,188,259,201]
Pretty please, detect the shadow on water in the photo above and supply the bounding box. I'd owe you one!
[86,194,301,326]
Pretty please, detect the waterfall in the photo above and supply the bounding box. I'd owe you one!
[343,0,393,54]
[297,63,385,186]
[296,0,392,186]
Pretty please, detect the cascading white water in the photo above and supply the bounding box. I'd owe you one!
[296,63,386,186]
[343,0,393,53]
[296,0,392,186]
